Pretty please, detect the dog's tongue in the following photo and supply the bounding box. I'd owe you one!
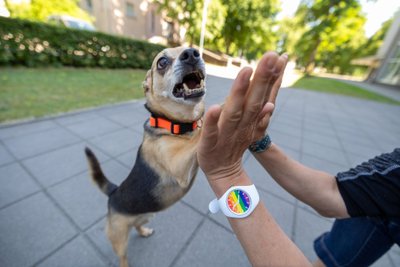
[184,80,198,89]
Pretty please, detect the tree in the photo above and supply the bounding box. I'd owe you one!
[220,0,280,59]
[154,0,202,46]
[292,0,366,74]
[5,0,91,22]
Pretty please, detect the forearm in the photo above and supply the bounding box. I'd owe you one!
[253,143,349,218]
[209,171,311,267]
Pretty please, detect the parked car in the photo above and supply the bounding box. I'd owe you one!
[47,15,95,31]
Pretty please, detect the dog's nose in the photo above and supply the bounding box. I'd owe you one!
[179,48,200,65]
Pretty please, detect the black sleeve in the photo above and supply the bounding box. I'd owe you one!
[336,148,400,218]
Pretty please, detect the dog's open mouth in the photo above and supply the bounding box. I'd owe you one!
[173,71,205,100]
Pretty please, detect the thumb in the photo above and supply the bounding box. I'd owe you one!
[199,105,222,151]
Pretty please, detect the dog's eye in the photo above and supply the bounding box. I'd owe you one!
[157,57,169,70]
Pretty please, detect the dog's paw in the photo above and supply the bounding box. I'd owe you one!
[137,226,154,237]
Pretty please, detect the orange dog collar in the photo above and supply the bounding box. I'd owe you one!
[149,115,198,135]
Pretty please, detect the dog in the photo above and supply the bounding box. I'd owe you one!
[85,47,206,267]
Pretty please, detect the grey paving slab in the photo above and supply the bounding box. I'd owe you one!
[0,193,77,267]
[243,153,296,204]
[54,111,102,126]
[86,202,203,267]
[269,129,302,151]
[88,128,143,158]
[3,127,81,160]
[0,120,58,140]
[181,170,216,215]
[22,142,109,187]
[36,235,108,267]
[102,105,148,128]
[269,120,303,138]
[64,117,122,139]
[302,128,342,149]
[48,171,108,230]
[115,148,138,169]
[174,219,251,267]
[0,142,15,166]
[96,100,147,117]
[302,139,350,167]
[293,208,333,262]
[300,154,348,175]
[97,159,131,186]
[389,245,400,266]
[371,254,395,267]
[0,163,40,208]
[261,191,296,236]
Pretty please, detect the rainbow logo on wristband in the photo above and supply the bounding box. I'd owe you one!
[227,189,251,215]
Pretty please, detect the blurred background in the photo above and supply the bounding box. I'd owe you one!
[0,0,399,122]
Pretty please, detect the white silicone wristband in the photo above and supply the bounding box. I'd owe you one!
[208,184,260,218]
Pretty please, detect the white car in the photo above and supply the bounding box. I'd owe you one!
[47,15,96,31]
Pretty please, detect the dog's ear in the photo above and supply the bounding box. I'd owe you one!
[142,70,152,95]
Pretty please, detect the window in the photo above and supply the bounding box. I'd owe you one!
[151,10,155,33]
[376,43,400,86]
[86,0,93,12]
[126,2,135,17]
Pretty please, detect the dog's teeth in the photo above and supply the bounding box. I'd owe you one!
[200,79,204,88]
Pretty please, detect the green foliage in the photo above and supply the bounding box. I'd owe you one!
[155,0,280,60]
[280,0,394,76]
[5,0,92,22]
[220,0,280,59]
[0,16,166,68]
[155,0,203,46]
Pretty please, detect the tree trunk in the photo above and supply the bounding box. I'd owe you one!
[304,38,321,75]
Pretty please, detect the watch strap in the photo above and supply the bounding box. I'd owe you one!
[209,184,260,218]
[249,134,272,153]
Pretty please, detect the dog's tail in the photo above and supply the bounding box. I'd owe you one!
[84,147,117,196]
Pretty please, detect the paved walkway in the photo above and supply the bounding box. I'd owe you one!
[1,75,399,267]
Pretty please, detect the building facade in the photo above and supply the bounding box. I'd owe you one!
[354,10,400,87]
[79,0,168,44]
[373,11,400,87]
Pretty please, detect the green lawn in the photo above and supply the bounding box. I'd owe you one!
[0,67,147,122]
[292,76,400,105]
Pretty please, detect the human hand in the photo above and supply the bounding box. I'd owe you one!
[197,52,288,195]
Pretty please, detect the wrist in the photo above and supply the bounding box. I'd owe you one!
[208,169,253,198]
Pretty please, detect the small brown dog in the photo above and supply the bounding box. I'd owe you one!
[85,47,206,267]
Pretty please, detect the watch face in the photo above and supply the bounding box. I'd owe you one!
[226,189,251,215]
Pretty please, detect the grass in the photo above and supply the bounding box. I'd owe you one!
[292,76,400,105]
[0,67,147,122]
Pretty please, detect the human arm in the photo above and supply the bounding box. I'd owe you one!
[197,52,312,266]
[252,143,349,218]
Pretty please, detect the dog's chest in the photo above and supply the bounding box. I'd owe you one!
[143,134,198,184]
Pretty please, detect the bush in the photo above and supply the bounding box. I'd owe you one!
[0,16,166,68]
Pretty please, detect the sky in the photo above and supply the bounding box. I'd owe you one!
[278,0,400,37]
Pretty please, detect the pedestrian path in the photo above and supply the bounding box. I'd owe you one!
[0,75,399,267]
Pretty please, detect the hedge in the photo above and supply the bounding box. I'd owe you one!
[0,16,166,68]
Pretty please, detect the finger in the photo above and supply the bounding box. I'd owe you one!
[240,52,280,125]
[257,102,275,120]
[199,105,222,151]
[256,103,275,132]
[218,67,253,134]
[268,54,289,104]
[245,52,280,109]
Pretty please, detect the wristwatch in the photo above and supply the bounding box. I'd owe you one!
[248,134,272,153]
[209,184,260,218]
